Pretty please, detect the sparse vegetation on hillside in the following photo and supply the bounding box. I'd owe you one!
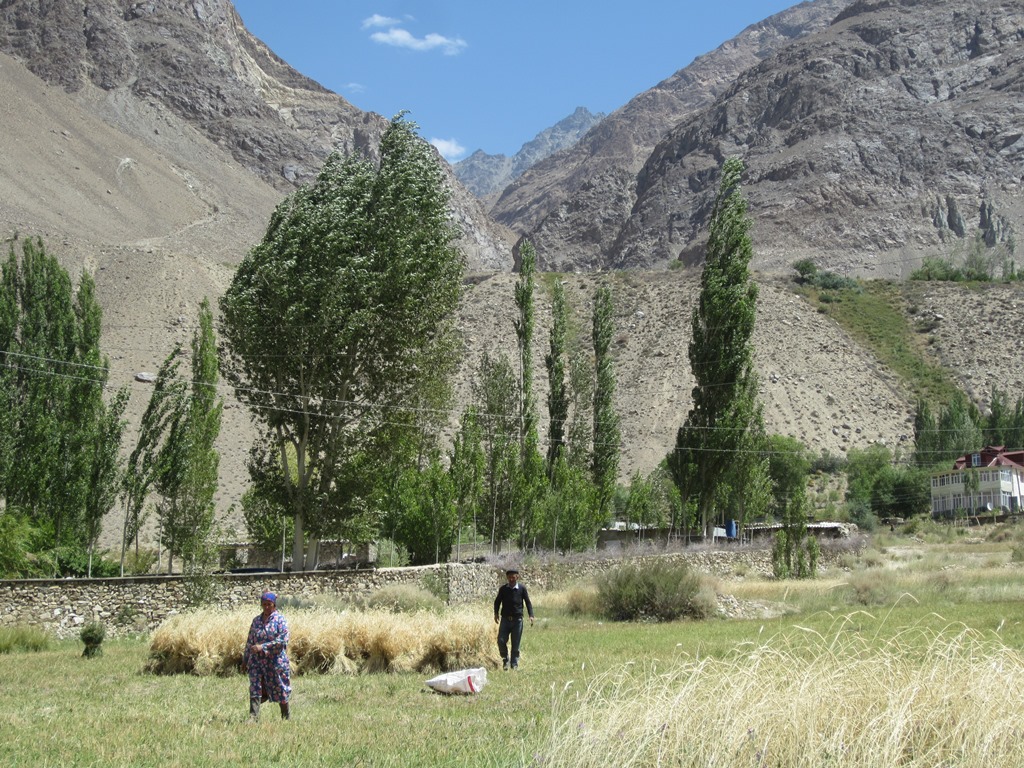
[796,277,960,408]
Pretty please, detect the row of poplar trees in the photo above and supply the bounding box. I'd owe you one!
[0,238,222,578]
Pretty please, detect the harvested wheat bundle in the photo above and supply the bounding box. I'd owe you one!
[419,611,499,672]
[337,609,378,664]
[290,611,356,675]
[365,611,424,673]
[146,609,250,675]
[147,606,498,676]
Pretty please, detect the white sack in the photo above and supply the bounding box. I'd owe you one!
[424,667,488,695]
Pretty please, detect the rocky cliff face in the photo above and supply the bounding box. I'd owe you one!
[0,0,514,270]
[490,0,851,271]
[493,0,1023,277]
[618,0,1024,275]
[453,106,605,199]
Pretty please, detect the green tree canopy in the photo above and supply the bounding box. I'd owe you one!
[670,158,761,540]
[219,114,465,570]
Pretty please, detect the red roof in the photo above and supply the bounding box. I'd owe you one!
[952,446,1024,470]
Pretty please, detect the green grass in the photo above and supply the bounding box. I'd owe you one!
[0,624,53,654]
[7,533,1024,766]
[797,280,960,407]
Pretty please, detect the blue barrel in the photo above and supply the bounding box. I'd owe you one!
[725,519,738,539]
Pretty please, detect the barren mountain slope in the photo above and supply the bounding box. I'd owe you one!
[495,0,1023,277]
[616,0,1024,275]
[0,48,280,531]
[0,0,514,270]
[490,0,851,271]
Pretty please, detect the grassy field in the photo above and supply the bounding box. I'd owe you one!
[6,527,1024,766]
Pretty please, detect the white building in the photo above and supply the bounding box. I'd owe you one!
[930,446,1024,518]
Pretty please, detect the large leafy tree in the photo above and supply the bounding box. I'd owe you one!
[669,158,761,540]
[219,114,464,570]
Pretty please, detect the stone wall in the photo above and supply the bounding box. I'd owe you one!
[0,545,853,639]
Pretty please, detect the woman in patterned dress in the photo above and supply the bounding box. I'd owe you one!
[243,591,291,720]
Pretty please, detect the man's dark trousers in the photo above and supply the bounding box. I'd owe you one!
[497,615,524,668]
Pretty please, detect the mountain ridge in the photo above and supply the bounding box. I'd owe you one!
[453,106,605,200]
[0,0,1022,546]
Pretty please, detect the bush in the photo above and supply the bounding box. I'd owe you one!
[80,621,106,658]
[0,625,53,654]
[813,271,860,291]
[597,560,714,622]
[810,450,846,475]
[123,547,159,576]
[376,538,411,568]
[845,570,897,606]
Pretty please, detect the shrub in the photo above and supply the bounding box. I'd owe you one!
[814,271,860,291]
[420,572,449,602]
[845,570,897,606]
[376,538,411,568]
[80,621,106,658]
[597,560,714,622]
[0,625,53,654]
[810,450,847,476]
[911,256,962,282]
[792,258,818,284]
[124,547,159,576]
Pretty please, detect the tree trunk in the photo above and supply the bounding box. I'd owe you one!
[291,512,305,571]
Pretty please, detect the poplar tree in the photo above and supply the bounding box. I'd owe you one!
[545,279,570,475]
[591,284,620,524]
[0,238,121,574]
[512,241,545,547]
[670,157,761,539]
[154,298,223,573]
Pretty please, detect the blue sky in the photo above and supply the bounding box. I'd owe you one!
[232,1,802,161]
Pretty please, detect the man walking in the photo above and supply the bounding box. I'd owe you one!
[493,568,535,670]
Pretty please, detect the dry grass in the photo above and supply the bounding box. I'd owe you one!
[145,607,499,676]
[539,619,1024,767]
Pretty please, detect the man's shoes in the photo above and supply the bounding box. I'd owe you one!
[510,663,518,671]
[502,659,509,670]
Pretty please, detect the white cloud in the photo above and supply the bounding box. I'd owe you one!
[342,82,366,94]
[362,14,402,29]
[369,28,467,56]
[430,137,467,162]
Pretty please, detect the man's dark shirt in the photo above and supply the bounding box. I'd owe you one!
[494,582,534,620]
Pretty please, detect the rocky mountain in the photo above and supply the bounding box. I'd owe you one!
[490,0,851,270]
[453,106,605,200]
[1,0,1022,546]
[492,0,1024,277]
[0,0,515,272]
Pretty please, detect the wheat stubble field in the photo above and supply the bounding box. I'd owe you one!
[5,524,1024,767]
